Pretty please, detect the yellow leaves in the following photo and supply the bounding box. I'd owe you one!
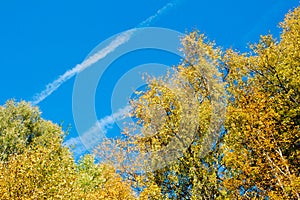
[221,7,300,199]
[139,183,163,200]
[0,101,137,200]
[0,143,136,200]
[0,146,78,199]
[1,6,296,199]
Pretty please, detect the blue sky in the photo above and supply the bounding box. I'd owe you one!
[0,0,299,159]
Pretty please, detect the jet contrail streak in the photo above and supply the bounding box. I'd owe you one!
[138,0,179,27]
[31,0,181,105]
[31,30,134,105]
[63,105,131,157]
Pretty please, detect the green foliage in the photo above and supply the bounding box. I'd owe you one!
[0,100,79,199]
[0,100,64,161]
[76,155,106,192]
[75,155,135,199]
[0,101,135,199]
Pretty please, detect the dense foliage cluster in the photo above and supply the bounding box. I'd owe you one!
[0,101,134,199]
[0,7,299,200]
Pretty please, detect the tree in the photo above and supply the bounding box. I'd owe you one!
[96,6,300,200]
[0,101,136,199]
[96,32,228,199]
[0,100,79,199]
[2,5,298,200]
[222,7,300,199]
[0,100,59,161]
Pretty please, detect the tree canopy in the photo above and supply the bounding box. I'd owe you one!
[0,101,135,199]
[0,6,299,200]
[97,6,300,199]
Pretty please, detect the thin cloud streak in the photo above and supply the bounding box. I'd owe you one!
[31,0,181,105]
[41,0,183,158]
[137,0,180,27]
[64,105,131,157]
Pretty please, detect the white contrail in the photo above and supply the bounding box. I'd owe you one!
[31,30,134,105]
[138,0,179,27]
[31,0,181,105]
[63,105,131,156]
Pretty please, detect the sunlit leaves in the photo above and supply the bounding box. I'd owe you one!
[0,101,136,199]
[1,6,299,199]
[222,7,300,199]
[96,6,300,199]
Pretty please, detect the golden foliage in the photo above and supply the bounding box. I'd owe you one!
[222,7,300,199]
[0,101,135,199]
[96,6,300,199]
[0,6,299,200]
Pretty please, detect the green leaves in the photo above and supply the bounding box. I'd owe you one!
[0,101,136,199]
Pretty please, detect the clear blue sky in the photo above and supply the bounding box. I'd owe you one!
[0,0,298,158]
